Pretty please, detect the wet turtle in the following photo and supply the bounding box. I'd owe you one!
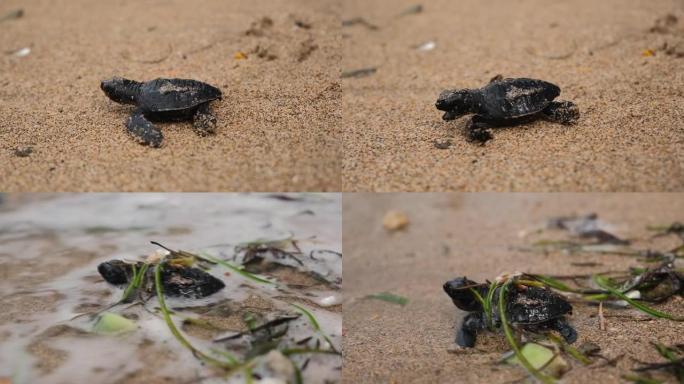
[443,276,577,348]
[100,77,222,147]
[435,77,580,143]
[98,259,225,299]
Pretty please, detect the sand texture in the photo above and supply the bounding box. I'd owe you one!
[343,193,684,383]
[342,0,684,191]
[0,0,340,191]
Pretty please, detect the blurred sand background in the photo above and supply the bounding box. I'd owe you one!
[342,0,684,191]
[0,0,340,191]
[343,193,684,383]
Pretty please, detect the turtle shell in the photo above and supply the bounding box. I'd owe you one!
[98,260,225,299]
[137,78,222,113]
[477,78,560,120]
[502,285,572,325]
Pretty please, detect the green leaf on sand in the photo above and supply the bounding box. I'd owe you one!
[93,312,137,334]
[504,343,569,379]
[366,292,408,306]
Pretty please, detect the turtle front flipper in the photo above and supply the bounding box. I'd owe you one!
[192,103,217,137]
[542,100,579,125]
[465,115,494,144]
[456,312,485,348]
[552,318,577,344]
[126,108,163,148]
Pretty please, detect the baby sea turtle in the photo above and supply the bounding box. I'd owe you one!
[101,77,222,147]
[98,259,225,299]
[435,77,579,143]
[443,276,577,348]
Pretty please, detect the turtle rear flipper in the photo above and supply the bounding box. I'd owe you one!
[552,318,577,344]
[127,109,163,148]
[542,100,579,125]
[192,103,217,136]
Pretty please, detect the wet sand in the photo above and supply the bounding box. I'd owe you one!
[0,0,340,191]
[0,194,342,383]
[342,0,684,191]
[342,193,684,383]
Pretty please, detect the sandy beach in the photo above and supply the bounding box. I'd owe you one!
[342,193,684,383]
[0,0,341,191]
[342,0,684,191]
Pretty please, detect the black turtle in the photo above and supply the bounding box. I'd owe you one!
[435,77,579,143]
[443,276,577,348]
[98,259,225,299]
[101,77,222,147]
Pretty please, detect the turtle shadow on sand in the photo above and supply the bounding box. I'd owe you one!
[101,77,222,148]
[436,76,580,144]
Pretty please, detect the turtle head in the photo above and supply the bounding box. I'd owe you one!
[443,277,484,311]
[435,89,474,120]
[98,260,133,286]
[101,77,140,105]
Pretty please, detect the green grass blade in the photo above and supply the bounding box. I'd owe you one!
[593,275,683,321]
[121,264,139,301]
[469,288,487,326]
[365,292,409,306]
[498,281,556,384]
[469,288,485,307]
[529,275,580,293]
[120,263,150,303]
[651,342,682,364]
[485,281,497,330]
[154,263,235,369]
[196,252,274,285]
[244,366,254,384]
[290,303,339,354]
[209,348,240,366]
[291,358,303,384]
[547,334,591,365]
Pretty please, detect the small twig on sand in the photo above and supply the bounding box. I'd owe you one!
[590,354,624,369]
[598,302,606,331]
[342,17,379,30]
[341,67,377,79]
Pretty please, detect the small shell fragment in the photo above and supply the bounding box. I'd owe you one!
[316,294,342,307]
[416,41,436,51]
[383,210,409,231]
[13,47,31,57]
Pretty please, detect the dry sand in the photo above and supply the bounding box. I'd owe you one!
[0,0,340,191]
[342,0,684,191]
[343,193,684,383]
